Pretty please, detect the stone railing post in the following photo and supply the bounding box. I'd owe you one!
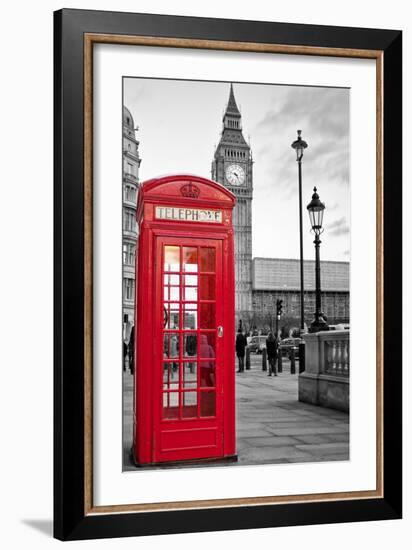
[298,330,350,412]
[290,348,296,374]
[245,347,251,370]
[261,347,267,371]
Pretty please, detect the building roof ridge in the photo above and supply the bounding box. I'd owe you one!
[253,257,349,265]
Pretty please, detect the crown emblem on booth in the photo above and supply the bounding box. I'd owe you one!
[180,183,200,198]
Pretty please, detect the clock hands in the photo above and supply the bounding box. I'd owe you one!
[226,166,244,185]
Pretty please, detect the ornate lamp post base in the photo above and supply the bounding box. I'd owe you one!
[309,314,329,333]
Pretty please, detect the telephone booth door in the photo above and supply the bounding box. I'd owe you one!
[155,237,224,463]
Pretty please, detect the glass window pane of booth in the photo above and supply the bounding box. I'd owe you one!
[183,247,198,272]
[183,362,197,388]
[184,305,197,329]
[164,246,180,272]
[163,362,179,389]
[182,392,197,418]
[163,333,179,359]
[164,304,179,329]
[200,391,216,417]
[162,392,179,419]
[200,362,216,388]
[183,285,197,301]
[183,333,197,357]
[199,332,216,358]
[199,247,215,272]
[199,274,215,300]
[200,303,215,328]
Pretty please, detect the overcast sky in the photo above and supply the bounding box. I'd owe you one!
[124,78,350,262]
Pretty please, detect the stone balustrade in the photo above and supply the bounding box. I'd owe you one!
[298,330,349,412]
[324,337,350,376]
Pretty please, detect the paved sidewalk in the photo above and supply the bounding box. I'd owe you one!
[123,356,349,470]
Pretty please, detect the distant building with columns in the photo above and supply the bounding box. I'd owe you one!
[123,106,141,336]
[251,258,350,331]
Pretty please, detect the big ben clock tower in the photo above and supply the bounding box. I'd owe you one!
[211,84,253,323]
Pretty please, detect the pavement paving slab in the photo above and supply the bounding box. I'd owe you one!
[243,436,301,447]
[293,434,336,445]
[238,445,314,463]
[266,426,347,436]
[122,354,349,470]
[295,442,350,454]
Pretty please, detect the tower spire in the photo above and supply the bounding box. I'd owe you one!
[224,83,241,118]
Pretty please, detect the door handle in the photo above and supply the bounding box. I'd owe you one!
[217,326,223,338]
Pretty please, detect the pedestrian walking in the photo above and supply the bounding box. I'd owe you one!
[185,333,197,374]
[266,332,278,376]
[128,325,135,375]
[123,341,128,371]
[199,334,216,388]
[236,328,247,373]
[169,333,179,377]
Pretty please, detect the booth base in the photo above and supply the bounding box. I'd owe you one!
[130,448,238,469]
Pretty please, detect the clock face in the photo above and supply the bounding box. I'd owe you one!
[225,164,245,186]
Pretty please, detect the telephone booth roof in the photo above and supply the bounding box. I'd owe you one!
[137,174,236,216]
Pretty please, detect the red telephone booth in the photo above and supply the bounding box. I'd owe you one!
[132,174,236,465]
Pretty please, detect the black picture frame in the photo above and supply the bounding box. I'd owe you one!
[54,8,402,541]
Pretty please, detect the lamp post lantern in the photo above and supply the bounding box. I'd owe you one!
[307,187,329,333]
[291,130,308,334]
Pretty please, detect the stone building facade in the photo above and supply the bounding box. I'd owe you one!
[211,84,253,323]
[122,106,141,334]
[251,258,350,331]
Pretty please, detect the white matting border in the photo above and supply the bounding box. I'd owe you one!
[93,43,376,507]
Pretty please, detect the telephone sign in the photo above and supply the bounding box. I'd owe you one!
[155,206,223,223]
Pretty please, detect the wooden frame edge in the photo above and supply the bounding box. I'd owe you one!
[85,33,381,59]
[375,52,384,498]
[83,33,384,516]
[84,34,94,515]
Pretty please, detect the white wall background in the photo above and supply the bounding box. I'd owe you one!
[0,1,408,548]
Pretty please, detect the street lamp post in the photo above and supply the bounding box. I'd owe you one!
[307,187,329,333]
[291,130,308,334]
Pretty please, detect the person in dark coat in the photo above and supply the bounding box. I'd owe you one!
[235,329,248,373]
[123,341,128,371]
[266,332,278,376]
[185,333,197,374]
[128,325,135,375]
